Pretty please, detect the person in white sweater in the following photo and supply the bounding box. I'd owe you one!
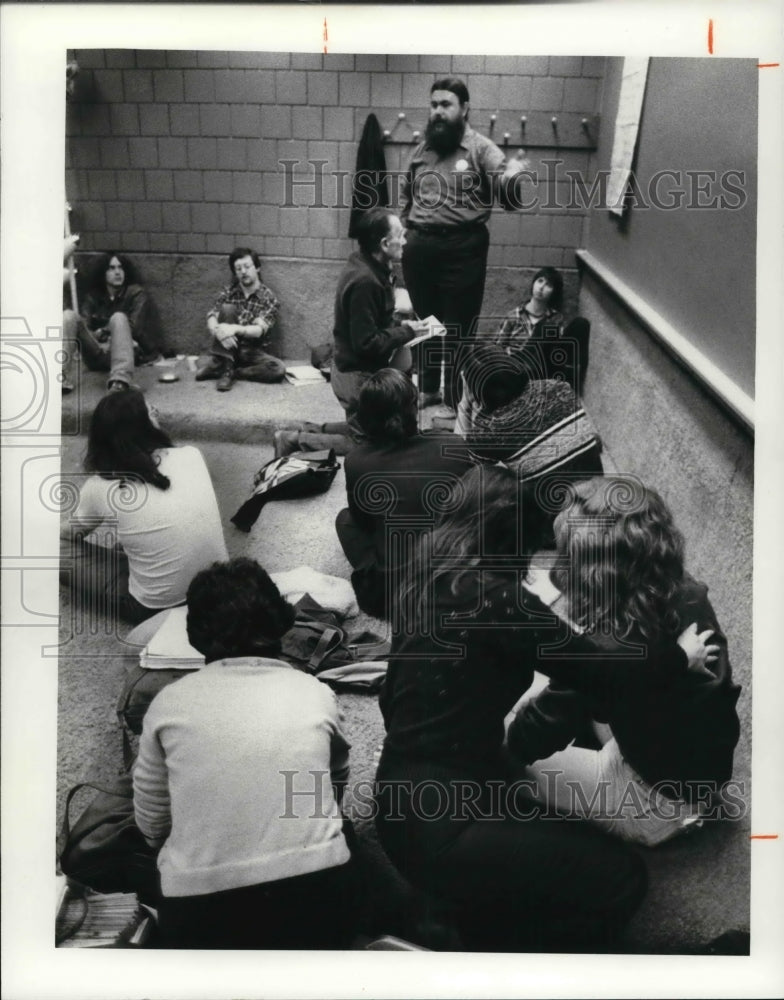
[59,388,227,624]
[133,557,359,949]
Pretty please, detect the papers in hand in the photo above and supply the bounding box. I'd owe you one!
[404,316,447,348]
[139,605,204,670]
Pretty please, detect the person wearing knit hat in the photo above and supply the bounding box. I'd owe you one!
[458,345,603,484]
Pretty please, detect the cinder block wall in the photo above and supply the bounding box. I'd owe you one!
[65,50,604,356]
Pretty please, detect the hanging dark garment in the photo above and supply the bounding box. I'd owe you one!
[348,113,390,238]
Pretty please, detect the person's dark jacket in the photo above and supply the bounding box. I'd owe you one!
[339,432,473,618]
[332,251,410,373]
[507,576,741,803]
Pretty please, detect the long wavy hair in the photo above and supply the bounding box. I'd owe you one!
[88,251,138,295]
[552,477,685,638]
[85,389,174,490]
[398,464,551,619]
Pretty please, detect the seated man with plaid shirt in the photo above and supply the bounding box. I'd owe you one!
[197,247,286,392]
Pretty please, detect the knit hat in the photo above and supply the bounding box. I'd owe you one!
[466,379,601,481]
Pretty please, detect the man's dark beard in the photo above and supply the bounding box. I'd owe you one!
[425,117,465,155]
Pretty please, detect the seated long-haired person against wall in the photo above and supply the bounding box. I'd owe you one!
[133,557,360,950]
[59,388,227,625]
[374,465,649,953]
[489,265,590,395]
[335,368,472,619]
[507,477,742,848]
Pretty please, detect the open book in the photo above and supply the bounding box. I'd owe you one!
[404,315,447,348]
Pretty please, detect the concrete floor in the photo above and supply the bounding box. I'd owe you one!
[57,362,751,953]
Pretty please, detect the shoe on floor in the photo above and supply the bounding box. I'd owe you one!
[195,358,226,381]
[217,366,236,392]
[107,379,130,392]
[418,390,443,409]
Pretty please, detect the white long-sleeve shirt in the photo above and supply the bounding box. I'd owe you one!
[133,657,352,897]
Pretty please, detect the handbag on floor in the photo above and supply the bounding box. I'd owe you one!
[58,774,160,901]
[231,449,340,533]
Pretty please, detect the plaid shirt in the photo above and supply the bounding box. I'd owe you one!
[207,281,280,343]
[491,303,564,354]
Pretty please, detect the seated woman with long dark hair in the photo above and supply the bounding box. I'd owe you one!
[335,368,472,619]
[59,388,227,624]
[374,465,650,952]
[506,477,742,847]
[133,558,359,949]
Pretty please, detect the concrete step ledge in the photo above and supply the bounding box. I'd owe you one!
[61,359,347,444]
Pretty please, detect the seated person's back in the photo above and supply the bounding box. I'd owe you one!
[133,557,358,950]
[336,368,472,618]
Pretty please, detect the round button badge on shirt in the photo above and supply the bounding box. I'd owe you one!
[455,159,469,171]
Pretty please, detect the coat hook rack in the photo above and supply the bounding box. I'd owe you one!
[373,109,599,149]
[382,112,420,144]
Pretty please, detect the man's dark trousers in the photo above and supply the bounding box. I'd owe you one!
[402,224,489,410]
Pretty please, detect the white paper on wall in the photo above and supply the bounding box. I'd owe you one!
[607,56,650,216]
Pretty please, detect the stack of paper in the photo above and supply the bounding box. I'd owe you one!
[57,882,155,948]
[284,365,326,386]
[139,606,204,671]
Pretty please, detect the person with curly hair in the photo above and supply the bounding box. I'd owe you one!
[133,557,359,949]
[506,476,742,847]
[63,251,163,391]
[59,388,227,624]
[374,465,653,952]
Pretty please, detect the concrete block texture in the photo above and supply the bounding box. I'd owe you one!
[67,53,606,328]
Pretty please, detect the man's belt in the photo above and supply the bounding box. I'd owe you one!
[406,220,486,237]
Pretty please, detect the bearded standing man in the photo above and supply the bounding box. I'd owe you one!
[401,78,526,416]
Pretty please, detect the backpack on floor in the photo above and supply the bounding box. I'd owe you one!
[231,449,340,533]
[58,774,160,900]
[116,595,389,757]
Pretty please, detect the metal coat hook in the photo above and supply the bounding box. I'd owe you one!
[383,112,420,143]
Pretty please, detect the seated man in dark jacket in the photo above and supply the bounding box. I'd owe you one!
[331,208,430,439]
[335,368,473,619]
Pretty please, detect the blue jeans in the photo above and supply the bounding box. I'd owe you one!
[63,309,136,387]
